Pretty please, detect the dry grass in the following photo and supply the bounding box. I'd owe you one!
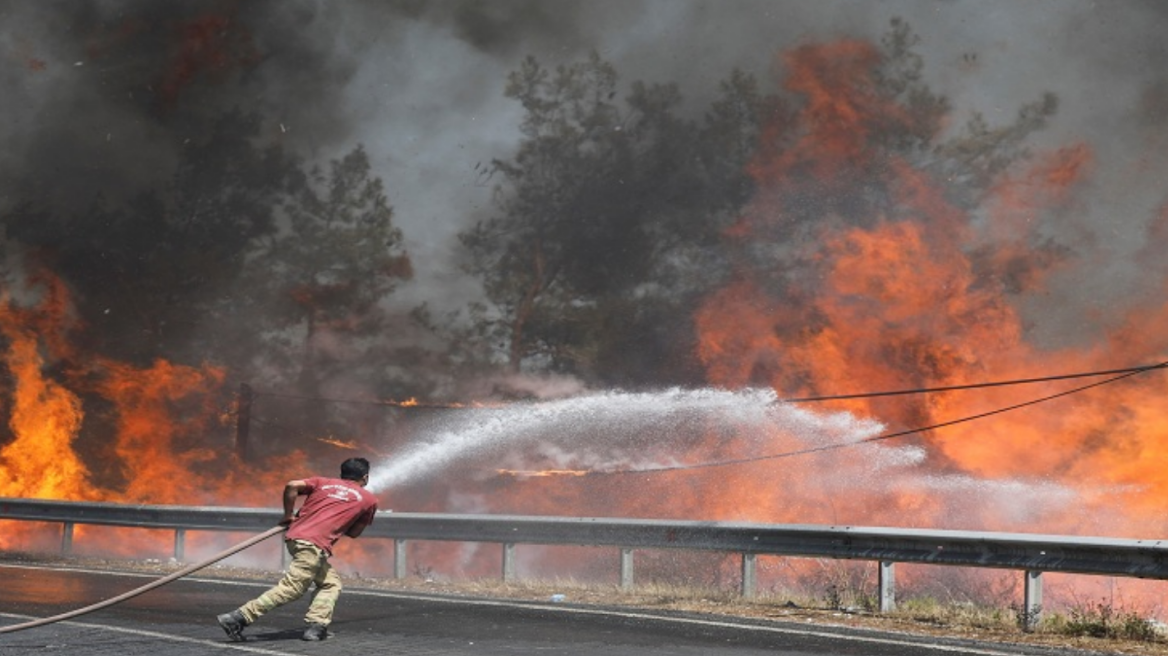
[354,575,1168,654]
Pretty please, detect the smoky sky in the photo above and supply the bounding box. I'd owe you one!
[2,0,1168,335]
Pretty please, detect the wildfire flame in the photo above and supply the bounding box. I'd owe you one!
[495,469,590,479]
[0,271,303,556]
[380,397,497,409]
[686,39,1168,538]
[0,282,91,501]
[317,436,360,450]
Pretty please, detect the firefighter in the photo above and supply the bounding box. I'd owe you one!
[216,457,378,642]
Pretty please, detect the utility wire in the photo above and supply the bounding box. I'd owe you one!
[779,360,1168,402]
[589,360,1168,476]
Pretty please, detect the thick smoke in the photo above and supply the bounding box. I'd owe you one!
[3,0,1166,325]
[0,1,351,213]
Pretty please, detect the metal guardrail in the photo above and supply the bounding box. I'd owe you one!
[3,497,1167,626]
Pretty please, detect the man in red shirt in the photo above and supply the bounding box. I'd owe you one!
[217,457,379,642]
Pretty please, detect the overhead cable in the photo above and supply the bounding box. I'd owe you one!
[593,359,1168,475]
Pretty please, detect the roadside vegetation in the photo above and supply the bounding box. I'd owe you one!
[388,575,1168,654]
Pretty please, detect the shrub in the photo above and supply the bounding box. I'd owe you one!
[1045,601,1162,642]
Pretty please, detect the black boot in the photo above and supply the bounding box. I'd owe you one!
[216,610,249,641]
[302,623,330,641]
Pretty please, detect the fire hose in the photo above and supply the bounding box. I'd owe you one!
[0,524,285,634]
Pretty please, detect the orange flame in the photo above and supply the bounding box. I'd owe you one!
[495,469,590,479]
[318,436,360,450]
[688,37,1168,543]
[0,290,91,500]
[0,272,304,554]
[380,397,497,409]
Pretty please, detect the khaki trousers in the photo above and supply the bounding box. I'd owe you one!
[239,539,342,626]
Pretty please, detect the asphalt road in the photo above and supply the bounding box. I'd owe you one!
[0,564,1109,656]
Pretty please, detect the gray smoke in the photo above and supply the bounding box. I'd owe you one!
[0,1,346,210]
[2,0,1166,333]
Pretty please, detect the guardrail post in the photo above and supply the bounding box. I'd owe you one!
[741,553,757,598]
[394,539,407,579]
[502,543,516,582]
[174,528,186,562]
[620,548,634,590]
[1022,570,1043,631]
[61,522,74,555]
[879,561,896,612]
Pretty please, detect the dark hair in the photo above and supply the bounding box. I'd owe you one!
[340,457,371,481]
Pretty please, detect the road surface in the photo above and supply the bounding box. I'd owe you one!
[0,564,1107,655]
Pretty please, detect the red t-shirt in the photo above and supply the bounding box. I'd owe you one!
[285,476,378,556]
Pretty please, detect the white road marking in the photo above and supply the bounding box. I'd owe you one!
[0,612,297,654]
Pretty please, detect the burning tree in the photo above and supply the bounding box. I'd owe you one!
[698,18,1059,404]
[244,144,414,443]
[459,19,1059,393]
[5,110,298,369]
[688,19,1168,540]
[459,52,768,385]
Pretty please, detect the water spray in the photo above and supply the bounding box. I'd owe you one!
[0,525,285,635]
[367,386,885,492]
